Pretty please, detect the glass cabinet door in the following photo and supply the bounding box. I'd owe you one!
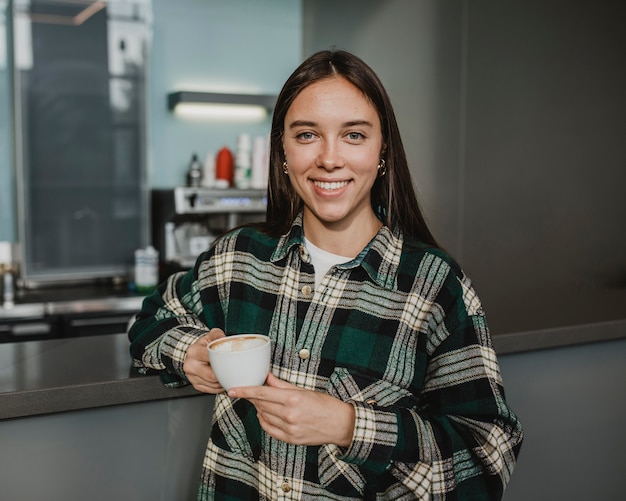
[11,0,151,286]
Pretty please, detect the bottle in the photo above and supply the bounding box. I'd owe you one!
[186,153,203,187]
[0,242,15,308]
[2,265,14,308]
[215,146,234,188]
[134,246,159,293]
[234,133,252,189]
[163,222,176,262]
[251,135,269,189]
[201,151,215,188]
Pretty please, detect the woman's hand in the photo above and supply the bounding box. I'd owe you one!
[229,373,355,447]
[183,328,226,394]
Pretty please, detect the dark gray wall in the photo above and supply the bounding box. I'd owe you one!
[462,1,626,333]
[303,0,626,334]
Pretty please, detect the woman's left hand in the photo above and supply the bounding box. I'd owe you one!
[229,373,355,447]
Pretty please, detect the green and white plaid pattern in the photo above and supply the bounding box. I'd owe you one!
[129,213,522,500]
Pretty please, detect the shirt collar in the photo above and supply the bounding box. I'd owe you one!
[271,211,402,290]
[271,212,306,262]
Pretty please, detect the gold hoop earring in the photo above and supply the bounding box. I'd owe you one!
[282,161,289,174]
[377,159,386,177]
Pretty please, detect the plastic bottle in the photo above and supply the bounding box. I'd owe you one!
[251,135,269,189]
[134,246,159,293]
[186,153,203,187]
[2,266,14,308]
[215,146,234,188]
[234,133,252,189]
[0,242,14,308]
[201,151,215,188]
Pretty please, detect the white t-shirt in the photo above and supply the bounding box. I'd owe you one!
[304,237,353,289]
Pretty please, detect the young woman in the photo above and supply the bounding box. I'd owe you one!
[129,49,522,500]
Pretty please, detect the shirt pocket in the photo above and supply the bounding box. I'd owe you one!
[326,366,419,408]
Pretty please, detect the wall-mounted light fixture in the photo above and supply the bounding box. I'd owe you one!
[167,91,276,121]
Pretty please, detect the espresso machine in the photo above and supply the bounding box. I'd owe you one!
[151,187,267,279]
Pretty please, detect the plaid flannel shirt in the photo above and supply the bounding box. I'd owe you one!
[129,213,522,500]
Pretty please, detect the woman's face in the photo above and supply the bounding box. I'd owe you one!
[282,76,383,236]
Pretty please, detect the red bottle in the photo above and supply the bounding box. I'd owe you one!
[215,147,234,187]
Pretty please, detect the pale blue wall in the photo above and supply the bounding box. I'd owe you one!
[0,0,303,241]
[148,0,302,187]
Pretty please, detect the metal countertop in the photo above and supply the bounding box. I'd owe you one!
[0,288,146,320]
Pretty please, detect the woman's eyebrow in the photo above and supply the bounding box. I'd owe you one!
[344,119,374,128]
[288,119,374,128]
[288,119,317,129]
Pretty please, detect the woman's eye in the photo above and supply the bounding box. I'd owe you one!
[347,132,365,141]
[296,131,315,141]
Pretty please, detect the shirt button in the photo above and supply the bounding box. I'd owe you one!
[281,481,292,493]
[298,348,310,360]
[366,399,377,405]
[301,285,312,296]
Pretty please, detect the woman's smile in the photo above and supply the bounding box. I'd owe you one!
[311,179,351,193]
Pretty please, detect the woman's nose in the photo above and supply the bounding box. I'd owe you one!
[316,139,344,170]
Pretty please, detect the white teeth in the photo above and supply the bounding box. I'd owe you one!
[313,180,349,190]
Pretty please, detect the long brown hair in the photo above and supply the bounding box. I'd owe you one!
[263,49,438,248]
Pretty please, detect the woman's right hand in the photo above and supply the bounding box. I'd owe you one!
[183,327,226,394]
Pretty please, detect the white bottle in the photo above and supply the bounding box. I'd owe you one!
[0,242,15,308]
[134,246,159,293]
[201,151,215,188]
[251,135,269,189]
[2,266,14,308]
[234,133,252,189]
[164,222,177,262]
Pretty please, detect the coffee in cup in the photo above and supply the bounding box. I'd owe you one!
[207,334,271,391]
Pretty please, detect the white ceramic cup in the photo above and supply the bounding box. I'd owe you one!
[207,334,271,391]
